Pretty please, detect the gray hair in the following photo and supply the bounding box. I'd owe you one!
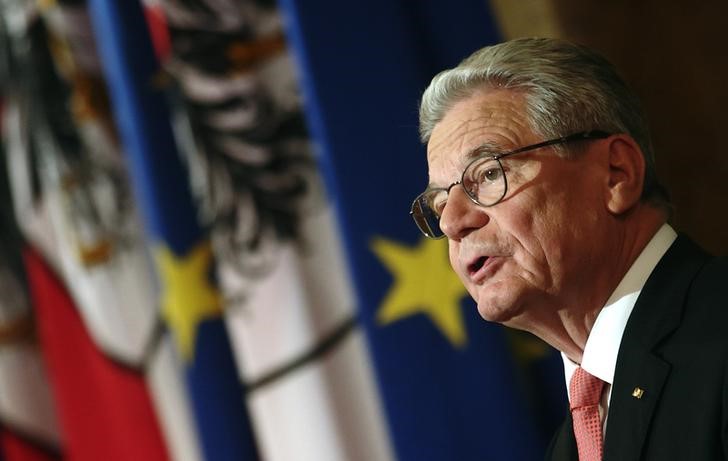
[419,37,670,211]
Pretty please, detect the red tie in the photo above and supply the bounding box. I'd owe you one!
[570,367,605,461]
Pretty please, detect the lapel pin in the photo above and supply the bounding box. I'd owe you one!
[632,387,645,399]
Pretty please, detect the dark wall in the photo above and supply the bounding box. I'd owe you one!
[494,0,728,254]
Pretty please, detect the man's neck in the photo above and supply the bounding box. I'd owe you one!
[535,205,667,363]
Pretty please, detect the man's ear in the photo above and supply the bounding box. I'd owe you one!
[604,135,645,215]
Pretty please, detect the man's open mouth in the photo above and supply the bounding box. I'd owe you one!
[468,256,488,275]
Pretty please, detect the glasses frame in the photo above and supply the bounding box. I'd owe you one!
[410,130,612,239]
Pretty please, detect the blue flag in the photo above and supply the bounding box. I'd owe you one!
[279,1,565,459]
[86,1,258,459]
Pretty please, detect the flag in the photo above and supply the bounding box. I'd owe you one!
[156,0,394,458]
[1,2,172,459]
[85,0,259,459]
[0,100,61,461]
[0,431,57,461]
[23,247,171,461]
[278,1,566,459]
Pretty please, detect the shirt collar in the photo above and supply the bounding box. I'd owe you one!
[562,224,677,396]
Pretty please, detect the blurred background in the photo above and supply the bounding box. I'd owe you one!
[0,1,724,460]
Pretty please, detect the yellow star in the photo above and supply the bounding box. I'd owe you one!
[371,237,469,347]
[155,241,222,361]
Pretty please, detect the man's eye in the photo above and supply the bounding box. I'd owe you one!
[479,167,503,183]
[470,163,503,184]
[466,157,503,186]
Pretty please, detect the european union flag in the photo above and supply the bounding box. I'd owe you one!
[86,1,258,459]
[279,0,565,459]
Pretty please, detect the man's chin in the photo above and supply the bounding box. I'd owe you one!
[473,282,527,325]
[475,298,520,324]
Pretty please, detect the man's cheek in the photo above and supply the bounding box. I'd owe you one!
[448,243,459,272]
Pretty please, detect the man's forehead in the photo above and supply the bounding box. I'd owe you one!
[428,133,512,159]
[426,90,532,174]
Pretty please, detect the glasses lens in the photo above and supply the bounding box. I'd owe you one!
[463,157,506,206]
[411,190,446,239]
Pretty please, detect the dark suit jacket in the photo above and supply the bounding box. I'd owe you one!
[546,235,728,461]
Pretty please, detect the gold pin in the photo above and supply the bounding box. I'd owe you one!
[632,387,645,399]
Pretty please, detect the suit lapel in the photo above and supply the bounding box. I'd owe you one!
[603,235,709,461]
[603,347,669,461]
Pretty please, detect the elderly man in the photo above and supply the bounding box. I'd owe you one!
[411,37,728,461]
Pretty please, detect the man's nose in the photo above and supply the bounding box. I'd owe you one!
[439,186,490,240]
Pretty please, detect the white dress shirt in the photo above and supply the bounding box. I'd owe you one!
[561,223,677,430]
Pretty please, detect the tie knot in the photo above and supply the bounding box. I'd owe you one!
[570,366,605,410]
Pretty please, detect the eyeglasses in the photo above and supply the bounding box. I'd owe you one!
[410,130,611,239]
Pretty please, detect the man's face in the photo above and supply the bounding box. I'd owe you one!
[427,89,608,330]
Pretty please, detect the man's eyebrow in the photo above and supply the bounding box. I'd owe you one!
[425,141,510,190]
[463,141,508,160]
